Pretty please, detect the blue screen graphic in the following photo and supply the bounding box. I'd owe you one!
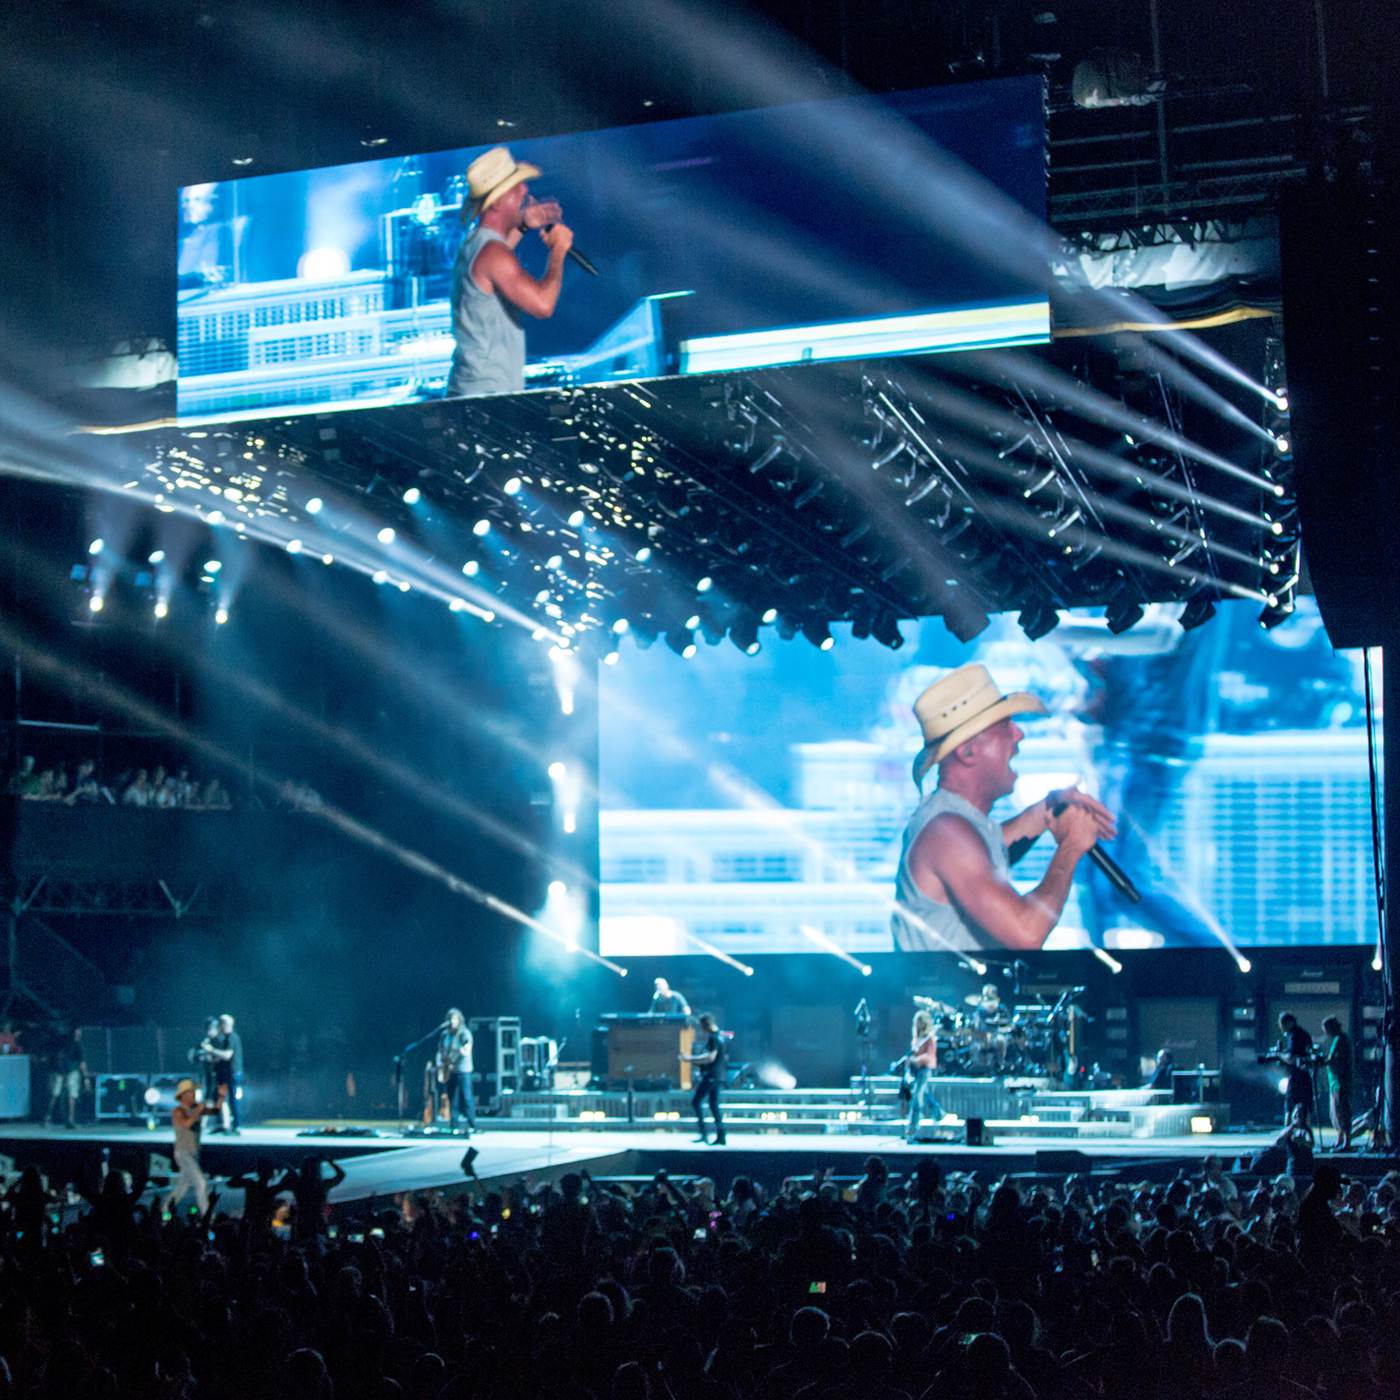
[598,600,1380,957]
[177,77,1048,420]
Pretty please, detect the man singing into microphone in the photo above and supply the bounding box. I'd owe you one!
[892,664,1117,952]
[446,146,573,398]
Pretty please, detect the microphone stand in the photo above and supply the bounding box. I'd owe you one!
[393,1022,448,1133]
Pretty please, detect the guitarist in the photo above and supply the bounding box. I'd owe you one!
[1271,1012,1316,1137]
[436,1009,477,1133]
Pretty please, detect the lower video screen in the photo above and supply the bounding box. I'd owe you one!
[598,599,1380,957]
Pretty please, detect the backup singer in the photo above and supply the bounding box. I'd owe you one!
[892,664,1116,952]
[436,1009,477,1133]
[905,1009,946,1143]
[446,146,573,397]
[1320,1015,1354,1151]
[684,1013,726,1146]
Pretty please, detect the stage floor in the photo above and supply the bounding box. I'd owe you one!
[0,1120,1313,1213]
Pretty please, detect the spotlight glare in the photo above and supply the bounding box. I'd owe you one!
[567,510,586,528]
[1274,436,1290,454]
[635,546,652,563]
[402,486,422,505]
[148,550,166,564]
[321,553,334,565]
[503,477,523,496]
[214,607,229,625]
[153,600,169,619]
[372,569,389,585]
[462,560,480,576]
[696,576,713,592]
[820,636,834,651]
[204,559,222,573]
[682,642,697,659]
[603,650,620,666]
[87,538,104,555]
[377,526,396,544]
[449,599,467,613]
[473,519,492,537]
[305,496,324,515]
[547,761,567,781]
[684,613,701,630]
[761,607,778,624]
[1236,955,1252,974]
[611,618,630,635]
[860,964,873,977]
[87,594,104,613]
[1373,953,1383,972]
[397,580,410,593]
[286,538,303,554]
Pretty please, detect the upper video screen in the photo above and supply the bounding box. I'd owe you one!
[598,600,1380,958]
[176,77,1048,421]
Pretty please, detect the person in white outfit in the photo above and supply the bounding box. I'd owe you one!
[166,1078,215,1217]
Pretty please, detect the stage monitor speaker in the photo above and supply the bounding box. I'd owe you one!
[1280,171,1400,648]
[964,1117,989,1146]
[1035,1149,1091,1175]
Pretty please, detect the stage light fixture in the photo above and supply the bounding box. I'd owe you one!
[603,650,621,666]
[801,620,835,651]
[1017,603,1059,642]
[402,486,422,505]
[88,538,104,556]
[377,526,396,545]
[372,569,389,585]
[872,611,905,650]
[462,561,480,576]
[153,601,169,619]
[473,519,492,536]
[567,510,586,528]
[286,539,303,554]
[636,546,653,563]
[611,618,630,635]
[941,588,989,644]
[214,607,229,625]
[88,595,104,613]
[761,607,778,625]
[305,497,323,515]
[729,616,761,655]
[1179,594,1217,631]
[684,613,701,630]
[204,559,222,574]
[1274,435,1290,455]
[503,477,523,496]
[547,761,567,782]
[1105,595,1145,635]
[148,550,166,564]
[322,554,334,566]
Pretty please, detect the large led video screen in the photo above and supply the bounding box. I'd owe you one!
[177,77,1048,421]
[599,600,1380,957]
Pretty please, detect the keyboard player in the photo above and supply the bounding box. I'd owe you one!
[649,977,691,1016]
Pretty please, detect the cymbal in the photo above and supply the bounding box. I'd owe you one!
[964,993,998,1007]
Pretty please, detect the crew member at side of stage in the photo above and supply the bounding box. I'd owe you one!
[1274,1011,1316,1135]
[904,1009,946,1143]
[684,1013,727,1146]
[437,1008,477,1133]
[446,146,572,398]
[207,1013,244,1135]
[166,1078,215,1218]
[892,664,1117,953]
[649,977,691,1016]
[1319,1015,1353,1151]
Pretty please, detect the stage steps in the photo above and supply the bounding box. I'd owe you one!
[499,1084,1228,1141]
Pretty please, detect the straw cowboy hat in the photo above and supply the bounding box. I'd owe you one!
[175,1078,198,1098]
[466,146,540,212]
[912,662,1046,788]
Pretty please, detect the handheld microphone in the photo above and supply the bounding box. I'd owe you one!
[1051,801,1141,904]
[565,246,599,277]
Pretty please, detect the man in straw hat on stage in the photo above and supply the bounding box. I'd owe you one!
[892,663,1116,952]
[446,145,573,398]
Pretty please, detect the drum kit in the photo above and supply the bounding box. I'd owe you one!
[913,987,1090,1078]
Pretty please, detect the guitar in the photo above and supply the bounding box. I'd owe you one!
[435,1029,471,1085]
